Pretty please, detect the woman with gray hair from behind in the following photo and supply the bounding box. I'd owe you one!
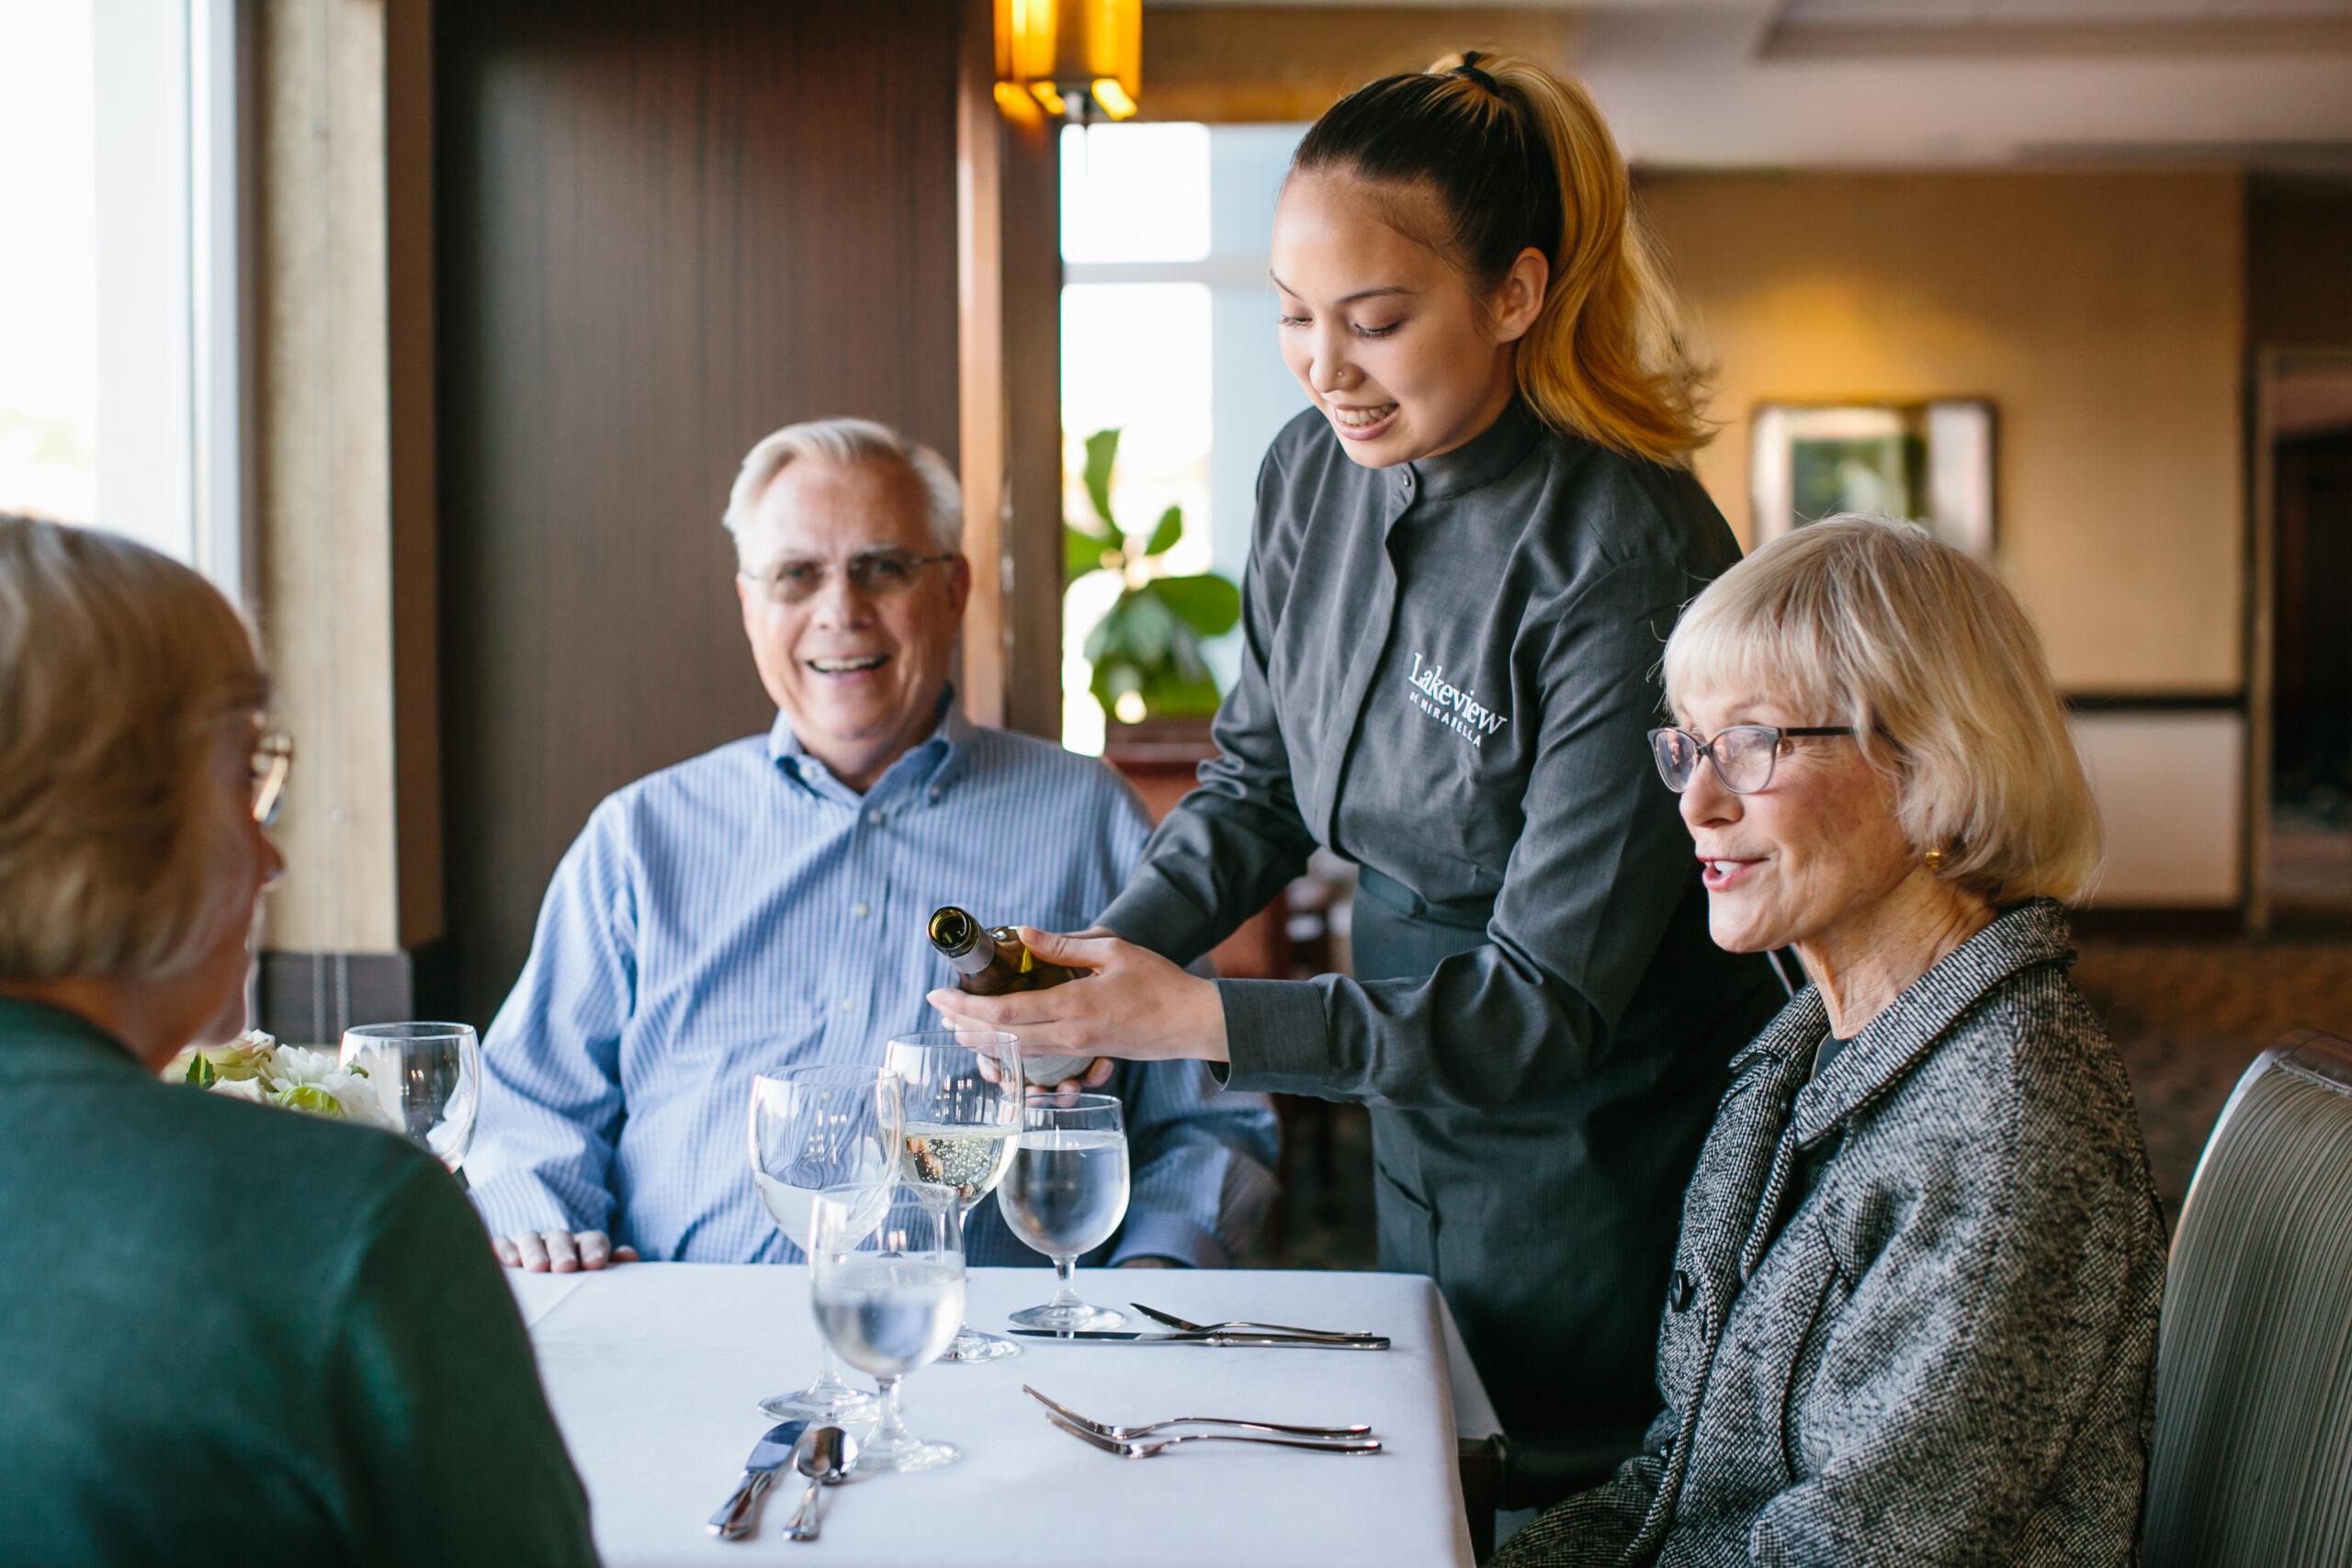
[1495,515,2164,1566]
[0,514,597,1565]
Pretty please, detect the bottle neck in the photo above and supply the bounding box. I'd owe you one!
[943,927,998,976]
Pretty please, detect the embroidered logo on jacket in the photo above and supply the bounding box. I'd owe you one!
[1405,651,1510,749]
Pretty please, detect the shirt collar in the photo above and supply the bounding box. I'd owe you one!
[1398,397,1544,502]
[766,686,972,802]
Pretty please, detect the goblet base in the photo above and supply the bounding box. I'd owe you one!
[937,1325,1022,1363]
[855,1434,960,1473]
[756,1383,879,1425]
[1007,1300,1127,1332]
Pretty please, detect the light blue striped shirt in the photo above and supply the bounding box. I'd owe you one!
[466,700,1279,1268]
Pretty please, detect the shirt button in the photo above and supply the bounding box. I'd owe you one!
[852,902,872,919]
[1669,1269,1696,1313]
[838,996,856,1010]
[867,809,886,826]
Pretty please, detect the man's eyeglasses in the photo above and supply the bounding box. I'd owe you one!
[1646,724,1854,796]
[252,728,294,826]
[741,549,957,604]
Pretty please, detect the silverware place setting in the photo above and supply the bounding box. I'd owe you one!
[1128,1301,1386,1343]
[1025,1384,1383,1459]
[782,1424,859,1544]
[1007,1325,1392,1348]
[707,1419,808,1540]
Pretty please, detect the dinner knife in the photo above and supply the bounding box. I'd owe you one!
[707,1420,808,1539]
[1007,1327,1390,1350]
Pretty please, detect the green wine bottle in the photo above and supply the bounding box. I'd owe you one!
[928,906,1095,1086]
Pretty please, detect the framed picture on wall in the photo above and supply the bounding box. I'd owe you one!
[1750,400,1996,557]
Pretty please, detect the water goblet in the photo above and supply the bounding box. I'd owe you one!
[999,1093,1130,1331]
[748,1066,900,1423]
[808,1182,964,1473]
[338,1021,481,1173]
[881,1029,1023,1362]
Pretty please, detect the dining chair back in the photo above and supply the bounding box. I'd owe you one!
[2142,1029,2352,1568]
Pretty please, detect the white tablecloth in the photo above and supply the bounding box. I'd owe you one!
[512,1263,1498,1567]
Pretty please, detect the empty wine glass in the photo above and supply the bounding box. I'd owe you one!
[748,1066,900,1423]
[338,1022,481,1173]
[999,1093,1130,1331]
[882,1029,1023,1363]
[808,1182,964,1473]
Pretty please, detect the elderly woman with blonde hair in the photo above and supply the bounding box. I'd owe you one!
[0,514,595,1565]
[1495,516,2164,1566]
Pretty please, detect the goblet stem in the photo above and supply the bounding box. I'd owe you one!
[1050,1256,1084,1309]
[876,1376,910,1447]
[807,1341,853,1399]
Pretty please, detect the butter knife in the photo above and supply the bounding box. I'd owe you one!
[1007,1327,1390,1349]
[707,1420,807,1539]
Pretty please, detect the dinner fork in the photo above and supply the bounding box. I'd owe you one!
[1040,1404,1382,1459]
[1023,1383,1371,1440]
[1130,1302,1382,1342]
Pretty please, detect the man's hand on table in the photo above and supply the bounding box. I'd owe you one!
[492,1229,639,1272]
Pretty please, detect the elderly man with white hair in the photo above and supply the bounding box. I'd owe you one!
[464,417,1278,1282]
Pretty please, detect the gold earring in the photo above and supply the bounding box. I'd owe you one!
[1924,846,1946,874]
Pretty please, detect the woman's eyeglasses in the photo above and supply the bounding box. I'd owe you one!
[1646,724,1853,796]
[741,550,957,604]
[251,729,294,826]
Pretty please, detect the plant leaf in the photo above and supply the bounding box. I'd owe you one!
[1140,664,1223,717]
[1066,524,1117,586]
[1140,503,1183,558]
[1122,591,1177,668]
[1081,428,1122,533]
[1090,659,1144,716]
[1081,597,1125,664]
[1150,574,1242,637]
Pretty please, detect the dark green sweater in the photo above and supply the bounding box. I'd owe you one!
[0,995,597,1566]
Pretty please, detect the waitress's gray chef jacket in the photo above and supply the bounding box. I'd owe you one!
[1096,401,1786,1498]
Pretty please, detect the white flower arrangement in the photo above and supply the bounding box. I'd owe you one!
[165,1029,401,1132]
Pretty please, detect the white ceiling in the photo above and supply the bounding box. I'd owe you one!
[1154,0,2352,168]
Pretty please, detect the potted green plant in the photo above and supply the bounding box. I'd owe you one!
[1064,427,1241,736]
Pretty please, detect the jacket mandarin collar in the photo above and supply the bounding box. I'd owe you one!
[1397,398,1544,502]
[1729,898,2078,1149]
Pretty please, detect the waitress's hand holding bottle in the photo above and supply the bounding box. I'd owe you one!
[924,926,1227,1067]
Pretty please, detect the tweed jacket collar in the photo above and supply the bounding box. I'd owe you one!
[1728,898,2076,1152]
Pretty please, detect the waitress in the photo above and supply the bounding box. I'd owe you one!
[931,51,1783,1501]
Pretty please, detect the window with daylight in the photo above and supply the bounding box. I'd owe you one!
[1057,121,1313,753]
[0,1,243,596]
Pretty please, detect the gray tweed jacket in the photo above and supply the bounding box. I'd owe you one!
[1493,899,2165,1567]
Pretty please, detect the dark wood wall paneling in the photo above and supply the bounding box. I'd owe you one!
[435,0,965,1029]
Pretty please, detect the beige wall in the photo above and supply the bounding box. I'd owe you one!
[1644,170,2247,696]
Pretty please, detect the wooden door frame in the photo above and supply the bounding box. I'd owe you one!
[956,0,1063,738]
[2245,343,2352,935]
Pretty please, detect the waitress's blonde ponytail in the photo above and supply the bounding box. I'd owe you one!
[1291,51,1708,467]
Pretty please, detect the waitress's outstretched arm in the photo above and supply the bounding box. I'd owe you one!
[933,558,1724,1111]
[928,486,1315,1064]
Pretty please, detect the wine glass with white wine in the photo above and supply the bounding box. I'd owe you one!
[747,1065,900,1422]
[881,1029,1023,1362]
[808,1182,965,1473]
